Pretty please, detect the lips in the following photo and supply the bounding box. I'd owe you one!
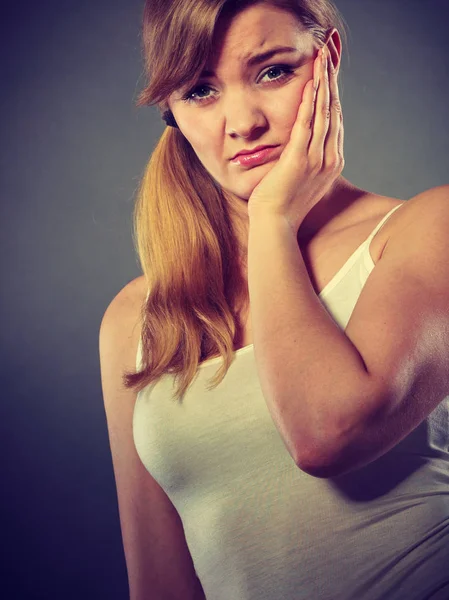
[231,145,277,160]
[230,145,280,167]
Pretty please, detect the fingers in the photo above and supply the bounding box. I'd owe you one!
[290,42,343,174]
[308,46,330,164]
[288,77,316,159]
[325,42,344,170]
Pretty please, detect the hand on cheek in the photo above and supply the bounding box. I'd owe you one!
[248,40,344,233]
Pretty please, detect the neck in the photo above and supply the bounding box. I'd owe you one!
[228,176,365,258]
[297,176,366,243]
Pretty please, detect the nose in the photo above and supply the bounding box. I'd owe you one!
[224,91,268,138]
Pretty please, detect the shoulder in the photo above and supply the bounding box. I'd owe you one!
[407,184,449,216]
[102,274,147,316]
[365,185,449,254]
[387,185,449,240]
[356,184,449,226]
[100,275,147,329]
[382,185,449,274]
[99,275,148,374]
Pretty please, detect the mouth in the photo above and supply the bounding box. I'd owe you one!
[231,145,278,160]
[230,145,280,168]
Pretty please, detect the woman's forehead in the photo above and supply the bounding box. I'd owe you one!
[209,4,313,67]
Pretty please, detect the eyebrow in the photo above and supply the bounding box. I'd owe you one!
[200,45,300,77]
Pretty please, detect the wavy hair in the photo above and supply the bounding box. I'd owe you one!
[124,0,348,402]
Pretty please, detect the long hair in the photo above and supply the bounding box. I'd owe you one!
[124,0,348,402]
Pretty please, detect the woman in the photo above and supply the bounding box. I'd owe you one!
[99,1,449,599]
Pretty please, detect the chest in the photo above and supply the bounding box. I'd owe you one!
[302,215,389,297]
[234,210,395,350]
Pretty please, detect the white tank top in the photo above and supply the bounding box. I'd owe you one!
[133,204,449,600]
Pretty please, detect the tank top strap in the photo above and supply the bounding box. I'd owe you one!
[365,203,404,243]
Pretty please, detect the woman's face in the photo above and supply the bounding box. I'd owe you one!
[168,4,322,202]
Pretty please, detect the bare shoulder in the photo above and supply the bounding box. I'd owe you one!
[405,184,449,217]
[384,184,449,240]
[99,274,148,374]
[100,273,147,333]
[353,185,448,256]
[380,185,449,269]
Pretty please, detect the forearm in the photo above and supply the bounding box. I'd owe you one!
[247,212,371,466]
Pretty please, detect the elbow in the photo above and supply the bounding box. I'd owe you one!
[294,422,366,479]
[295,447,346,479]
[296,454,348,479]
[294,389,390,478]
[292,428,343,478]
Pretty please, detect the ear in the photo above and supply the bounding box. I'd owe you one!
[324,28,342,76]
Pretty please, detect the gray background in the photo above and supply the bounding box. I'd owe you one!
[2,0,448,598]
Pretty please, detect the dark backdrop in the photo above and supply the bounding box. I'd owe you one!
[2,0,448,598]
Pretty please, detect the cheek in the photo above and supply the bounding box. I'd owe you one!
[275,80,310,133]
[184,135,227,187]
[181,120,219,161]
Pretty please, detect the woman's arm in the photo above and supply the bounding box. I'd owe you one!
[99,276,206,600]
[248,186,449,478]
[245,39,449,478]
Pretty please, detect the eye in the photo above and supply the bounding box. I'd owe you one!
[264,65,294,81]
[182,85,213,103]
[181,64,296,105]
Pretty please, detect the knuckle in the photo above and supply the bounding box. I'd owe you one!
[326,156,339,171]
[332,101,342,114]
[309,157,322,173]
[327,154,344,172]
[302,117,313,129]
[321,105,331,119]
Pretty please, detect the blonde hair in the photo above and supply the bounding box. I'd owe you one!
[124,0,348,402]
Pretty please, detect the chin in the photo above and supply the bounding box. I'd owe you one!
[218,161,277,202]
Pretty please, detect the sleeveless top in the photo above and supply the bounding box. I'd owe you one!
[133,204,449,600]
